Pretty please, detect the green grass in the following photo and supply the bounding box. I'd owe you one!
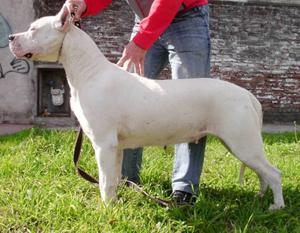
[0,128,299,232]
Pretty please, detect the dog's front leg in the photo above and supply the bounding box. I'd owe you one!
[94,140,122,205]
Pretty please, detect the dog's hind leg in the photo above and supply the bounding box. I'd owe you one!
[258,173,268,198]
[241,164,268,197]
[218,127,285,210]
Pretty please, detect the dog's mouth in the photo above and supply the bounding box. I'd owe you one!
[24,53,33,59]
[9,40,34,59]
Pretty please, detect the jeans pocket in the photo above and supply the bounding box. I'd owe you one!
[167,12,210,47]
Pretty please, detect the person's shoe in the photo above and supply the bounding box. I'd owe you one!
[171,190,197,206]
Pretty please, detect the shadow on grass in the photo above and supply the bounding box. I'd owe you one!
[0,128,32,143]
[164,184,300,232]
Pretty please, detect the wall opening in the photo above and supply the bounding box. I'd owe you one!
[37,68,70,117]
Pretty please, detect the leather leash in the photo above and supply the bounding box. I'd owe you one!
[73,127,172,207]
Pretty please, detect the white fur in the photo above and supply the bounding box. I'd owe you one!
[9,15,285,210]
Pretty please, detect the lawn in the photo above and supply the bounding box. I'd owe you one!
[0,128,299,232]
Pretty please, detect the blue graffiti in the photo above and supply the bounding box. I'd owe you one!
[0,13,12,48]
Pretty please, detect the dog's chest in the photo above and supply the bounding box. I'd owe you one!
[70,94,94,137]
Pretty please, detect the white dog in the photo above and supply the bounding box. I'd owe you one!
[9,8,284,210]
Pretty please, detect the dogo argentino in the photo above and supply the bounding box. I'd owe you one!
[9,9,284,210]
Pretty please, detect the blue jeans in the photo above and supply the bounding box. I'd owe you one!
[122,5,211,194]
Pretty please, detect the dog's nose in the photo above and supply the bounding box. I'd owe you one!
[8,34,15,41]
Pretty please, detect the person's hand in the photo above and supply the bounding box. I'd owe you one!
[64,0,87,21]
[117,41,146,76]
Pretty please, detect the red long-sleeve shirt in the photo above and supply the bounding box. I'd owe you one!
[83,0,208,50]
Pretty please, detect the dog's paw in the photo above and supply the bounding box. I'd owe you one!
[268,203,285,211]
[256,192,265,198]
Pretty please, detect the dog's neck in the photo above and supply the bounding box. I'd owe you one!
[59,25,109,88]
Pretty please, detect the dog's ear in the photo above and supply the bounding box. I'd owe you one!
[53,5,71,32]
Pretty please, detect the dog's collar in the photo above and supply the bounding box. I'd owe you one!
[56,33,67,63]
[56,20,81,63]
[56,32,68,63]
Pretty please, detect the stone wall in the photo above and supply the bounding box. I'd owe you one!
[43,0,299,123]
[1,0,299,124]
[209,0,300,123]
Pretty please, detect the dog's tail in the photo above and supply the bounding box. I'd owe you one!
[248,92,263,130]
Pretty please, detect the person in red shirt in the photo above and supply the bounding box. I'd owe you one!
[63,0,210,205]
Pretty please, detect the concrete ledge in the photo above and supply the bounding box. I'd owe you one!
[0,124,33,136]
[34,117,77,128]
[34,61,63,69]
[263,123,298,133]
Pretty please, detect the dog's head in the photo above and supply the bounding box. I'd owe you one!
[9,6,71,62]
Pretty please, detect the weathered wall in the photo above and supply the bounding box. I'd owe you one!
[44,0,299,123]
[0,0,35,123]
[1,0,299,124]
[209,0,300,123]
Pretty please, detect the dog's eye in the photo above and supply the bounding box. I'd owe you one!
[30,28,36,31]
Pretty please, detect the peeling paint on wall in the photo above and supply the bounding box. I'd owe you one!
[0,0,35,124]
[0,13,31,79]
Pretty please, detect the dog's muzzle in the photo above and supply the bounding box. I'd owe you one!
[8,34,33,59]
